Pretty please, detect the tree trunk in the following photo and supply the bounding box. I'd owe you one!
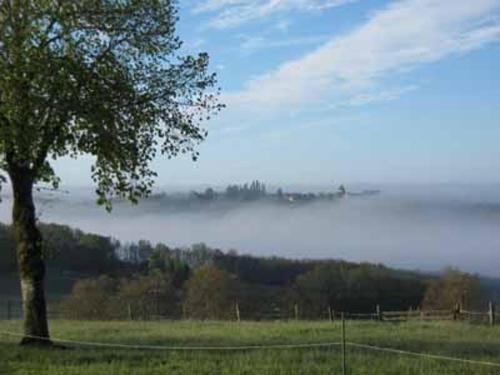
[10,171,50,346]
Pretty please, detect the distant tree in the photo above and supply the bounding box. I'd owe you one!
[204,187,216,201]
[338,185,346,196]
[183,265,238,320]
[295,262,424,317]
[147,247,190,288]
[193,187,217,201]
[294,263,347,317]
[276,188,284,199]
[0,1,221,344]
[182,243,220,269]
[422,267,481,310]
[225,185,239,200]
[136,240,155,265]
[42,224,120,273]
[60,276,120,320]
[61,274,180,320]
[118,275,178,319]
[223,181,267,201]
[121,242,148,264]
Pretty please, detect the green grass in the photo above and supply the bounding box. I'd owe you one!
[1,320,500,374]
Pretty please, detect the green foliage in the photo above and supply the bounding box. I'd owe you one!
[295,262,425,317]
[147,248,190,288]
[0,222,126,274]
[216,253,309,286]
[0,0,222,206]
[41,223,122,273]
[183,265,238,320]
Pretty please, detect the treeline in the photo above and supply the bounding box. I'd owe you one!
[0,222,488,320]
[0,222,125,275]
[191,180,268,202]
[182,180,346,203]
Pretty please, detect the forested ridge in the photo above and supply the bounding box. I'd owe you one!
[0,222,494,319]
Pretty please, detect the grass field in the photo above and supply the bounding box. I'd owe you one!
[1,320,500,374]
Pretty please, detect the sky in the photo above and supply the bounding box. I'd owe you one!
[55,0,500,188]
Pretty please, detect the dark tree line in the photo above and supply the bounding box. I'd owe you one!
[0,223,124,275]
[1,223,487,319]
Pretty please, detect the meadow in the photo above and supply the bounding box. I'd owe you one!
[1,320,500,374]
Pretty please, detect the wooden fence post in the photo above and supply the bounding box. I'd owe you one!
[489,301,495,326]
[127,303,133,321]
[235,302,241,322]
[376,304,383,321]
[328,305,333,322]
[294,304,299,320]
[453,303,460,321]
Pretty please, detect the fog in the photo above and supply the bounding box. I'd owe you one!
[1,184,499,277]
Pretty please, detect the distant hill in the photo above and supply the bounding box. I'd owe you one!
[2,221,499,313]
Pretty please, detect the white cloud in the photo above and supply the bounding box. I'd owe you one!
[341,85,419,106]
[240,34,329,52]
[224,0,500,111]
[194,0,357,29]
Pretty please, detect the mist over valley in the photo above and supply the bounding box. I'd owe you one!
[1,183,498,277]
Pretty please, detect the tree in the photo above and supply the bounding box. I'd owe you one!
[276,188,283,200]
[183,265,238,320]
[60,276,120,320]
[338,184,346,196]
[422,267,481,311]
[147,246,190,288]
[118,274,178,319]
[0,1,221,345]
[0,223,16,272]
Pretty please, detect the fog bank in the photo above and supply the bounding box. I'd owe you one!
[1,184,499,277]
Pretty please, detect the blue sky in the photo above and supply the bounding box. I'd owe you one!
[57,0,500,188]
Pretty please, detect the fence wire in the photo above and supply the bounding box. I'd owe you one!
[346,341,500,368]
[0,330,341,351]
[2,329,500,369]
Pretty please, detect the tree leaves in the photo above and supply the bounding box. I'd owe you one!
[0,0,222,207]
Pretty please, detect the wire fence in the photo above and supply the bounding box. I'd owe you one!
[2,315,500,374]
